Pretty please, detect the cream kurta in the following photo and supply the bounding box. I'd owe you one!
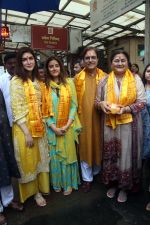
[77,74,102,166]
[10,76,50,202]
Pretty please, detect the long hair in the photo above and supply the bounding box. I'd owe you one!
[15,47,39,81]
[142,63,150,86]
[45,55,67,87]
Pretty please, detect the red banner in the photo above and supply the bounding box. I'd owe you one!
[31,25,68,51]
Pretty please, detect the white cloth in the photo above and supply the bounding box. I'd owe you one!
[0,185,14,212]
[0,71,12,126]
[80,161,101,182]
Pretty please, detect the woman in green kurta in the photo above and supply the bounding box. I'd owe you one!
[44,56,81,195]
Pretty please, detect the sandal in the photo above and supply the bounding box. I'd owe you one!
[54,187,61,193]
[117,190,127,203]
[34,193,46,207]
[54,189,61,193]
[63,187,72,196]
[106,187,117,198]
[0,213,7,225]
[7,200,24,211]
[146,202,150,211]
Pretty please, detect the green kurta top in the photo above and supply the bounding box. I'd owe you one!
[45,78,81,165]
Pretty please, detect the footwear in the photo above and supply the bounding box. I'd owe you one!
[34,193,46,207]
[146,202,150,211]
[0,213,7,225]
[106,187,117,198]
[117,190,127,203]
[82,181,92,193]
[54,189,61,193]
[63,187,72,196]
[7,200,24,211]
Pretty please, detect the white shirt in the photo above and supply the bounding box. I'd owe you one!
[0,71,12,126]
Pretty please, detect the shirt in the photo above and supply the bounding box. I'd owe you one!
[0,71,12,126]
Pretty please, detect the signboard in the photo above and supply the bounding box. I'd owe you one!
[31,25,68,51]
[90,0,144,31]
[10,25,31,43]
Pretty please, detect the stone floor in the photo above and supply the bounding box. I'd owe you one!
[4,159,150,225]
[4,182,150,225]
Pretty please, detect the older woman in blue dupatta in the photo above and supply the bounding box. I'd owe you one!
[141,64,150,211]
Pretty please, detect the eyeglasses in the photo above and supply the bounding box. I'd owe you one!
[84,56,97,61]
[22,56,34,62]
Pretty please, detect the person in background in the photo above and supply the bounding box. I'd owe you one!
[73,59,84,76]
[10,47,50,207]
[95,50,146,202]
[38,62,45,82]
[0,52,16,127]
[141,64,150,211]
[74,46,105,192]
[44,56,81,195]
[131,63,141,77]
[0,89,22,225]
[0,52,23,219]
[141,64,150,160]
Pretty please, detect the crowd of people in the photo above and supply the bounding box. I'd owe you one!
[0,46,150,225]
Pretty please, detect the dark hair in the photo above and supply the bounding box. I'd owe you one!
[142,63,150,85]
[131,63,139,72]
[110,50,130,65]
[15,47,39,81]
[74,59,82,65]
[38,61,44,69]
[4,52,16,64]
[45,55,67,87]
[82,46,98,59]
